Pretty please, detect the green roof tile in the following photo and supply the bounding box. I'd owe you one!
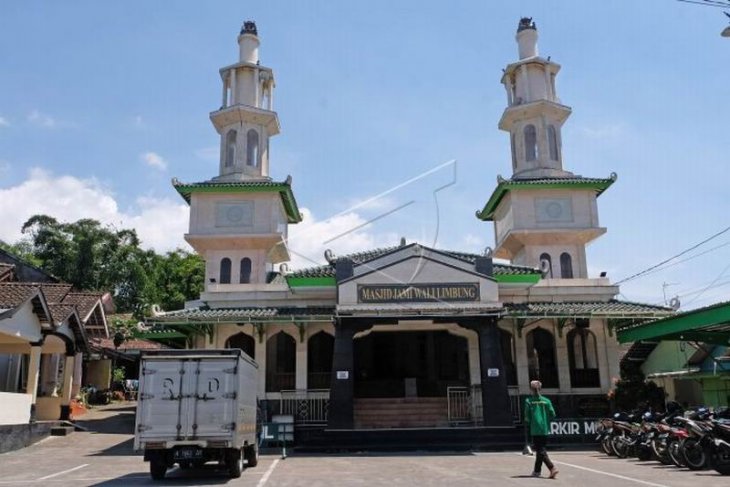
[171,177,303,223]
[504,300,672,317]
[476,174,617,221]
[284,245,541,285]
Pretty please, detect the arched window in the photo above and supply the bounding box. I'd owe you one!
[225,130,237,167]
[499,328,517,386]
[560,252,574,279]
[567,327,600,388]
[524,124,537,161]
[225,332,255,359]
[548,125,559,161]
[308,331,334,389]
[526,327,559,388]
[219,258,232,284]
[239,257,252,284]
[266,332,296,392]
[540,253,553,278]
[246,129,259,167]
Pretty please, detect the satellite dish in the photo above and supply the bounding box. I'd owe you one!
[279,263,289,274]
[669,297,681,311]
[324,249,335,264]
[540,259,551,276]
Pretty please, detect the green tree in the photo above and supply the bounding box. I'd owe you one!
[15,215,204,318]
[612,360,666,412]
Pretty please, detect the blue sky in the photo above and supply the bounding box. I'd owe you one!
[1,1,729,310]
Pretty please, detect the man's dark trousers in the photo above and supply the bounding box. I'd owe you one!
[532,435,554,473]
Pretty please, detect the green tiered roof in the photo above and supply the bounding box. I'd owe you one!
[476,174,617,221]
[172,178,303,223]
[285,245,542,288]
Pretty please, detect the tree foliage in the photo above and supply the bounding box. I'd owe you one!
[15,214,204,318]
[612,360,666,412]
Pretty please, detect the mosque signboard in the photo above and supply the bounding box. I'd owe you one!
[357,283,480,304]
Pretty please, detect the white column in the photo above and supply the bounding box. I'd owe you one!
[71,352,83,397]
[520,64,530,101]
[467,332,481,385]
[268,84,274,110]
[543,67,553,101]
[254,329,267,397]
[230,69,237,106]
[61,355,74,405]
[503,79,513,105]
[555,321,571,393]
[295,327,307,390]
[514,327,531,395]
[221,76,228,108]
[27,345,41,403]
[254,68,260,107]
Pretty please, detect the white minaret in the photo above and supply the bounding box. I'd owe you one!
[499,17,572,179]
[175,21,301,292]
[211,21,278,181]
[477,18,616,279]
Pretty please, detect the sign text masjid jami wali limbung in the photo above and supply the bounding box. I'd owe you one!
[357,283,480,304]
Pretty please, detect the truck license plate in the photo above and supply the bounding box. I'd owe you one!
[174,447,203,460]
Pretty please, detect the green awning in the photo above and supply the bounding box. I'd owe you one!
[617,301,730,346]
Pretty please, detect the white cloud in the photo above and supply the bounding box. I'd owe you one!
[0,168,188,252]
[141,151,168,170]
[0,116,9,127]
[27,110,57,128]
[286,208,397,269]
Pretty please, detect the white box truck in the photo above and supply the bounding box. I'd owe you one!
[133,349,259,480]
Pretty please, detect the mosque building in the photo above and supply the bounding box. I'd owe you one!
[147,18,672,435]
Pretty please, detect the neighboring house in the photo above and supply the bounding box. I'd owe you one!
[619,301,730,409]
[143,18,673,441]
[0,258,111,452]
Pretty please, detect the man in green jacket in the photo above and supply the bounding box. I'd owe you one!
[524,380,559,479]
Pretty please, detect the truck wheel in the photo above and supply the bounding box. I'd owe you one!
[226,448,243,478]
[245,444,259,467]
[150,460,167,480]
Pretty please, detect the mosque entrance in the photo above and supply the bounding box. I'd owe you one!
[352,330,469,428]
[353,330,469,398]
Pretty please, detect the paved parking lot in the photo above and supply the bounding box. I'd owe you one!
[0,404,728,486]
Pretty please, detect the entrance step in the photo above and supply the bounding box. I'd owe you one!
[50,426,74,436]
[354,398,449,429]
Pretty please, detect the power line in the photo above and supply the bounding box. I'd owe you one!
[676,0,730,8]
[615,225,730,285]
[632,240,730,281]
[684,261,730,306]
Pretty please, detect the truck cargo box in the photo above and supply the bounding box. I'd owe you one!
[133,349,258,480]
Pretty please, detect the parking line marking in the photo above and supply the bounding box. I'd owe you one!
[37,464,89,481]
[552,460,669,487]
[256,458,280,487]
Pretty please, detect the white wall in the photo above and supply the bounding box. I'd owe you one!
[0,392,31,425]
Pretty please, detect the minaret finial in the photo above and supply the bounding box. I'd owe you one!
[241,20,258,36]
[517,17,536,32]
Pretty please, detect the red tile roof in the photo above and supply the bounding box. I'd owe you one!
[0,282,43,309]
